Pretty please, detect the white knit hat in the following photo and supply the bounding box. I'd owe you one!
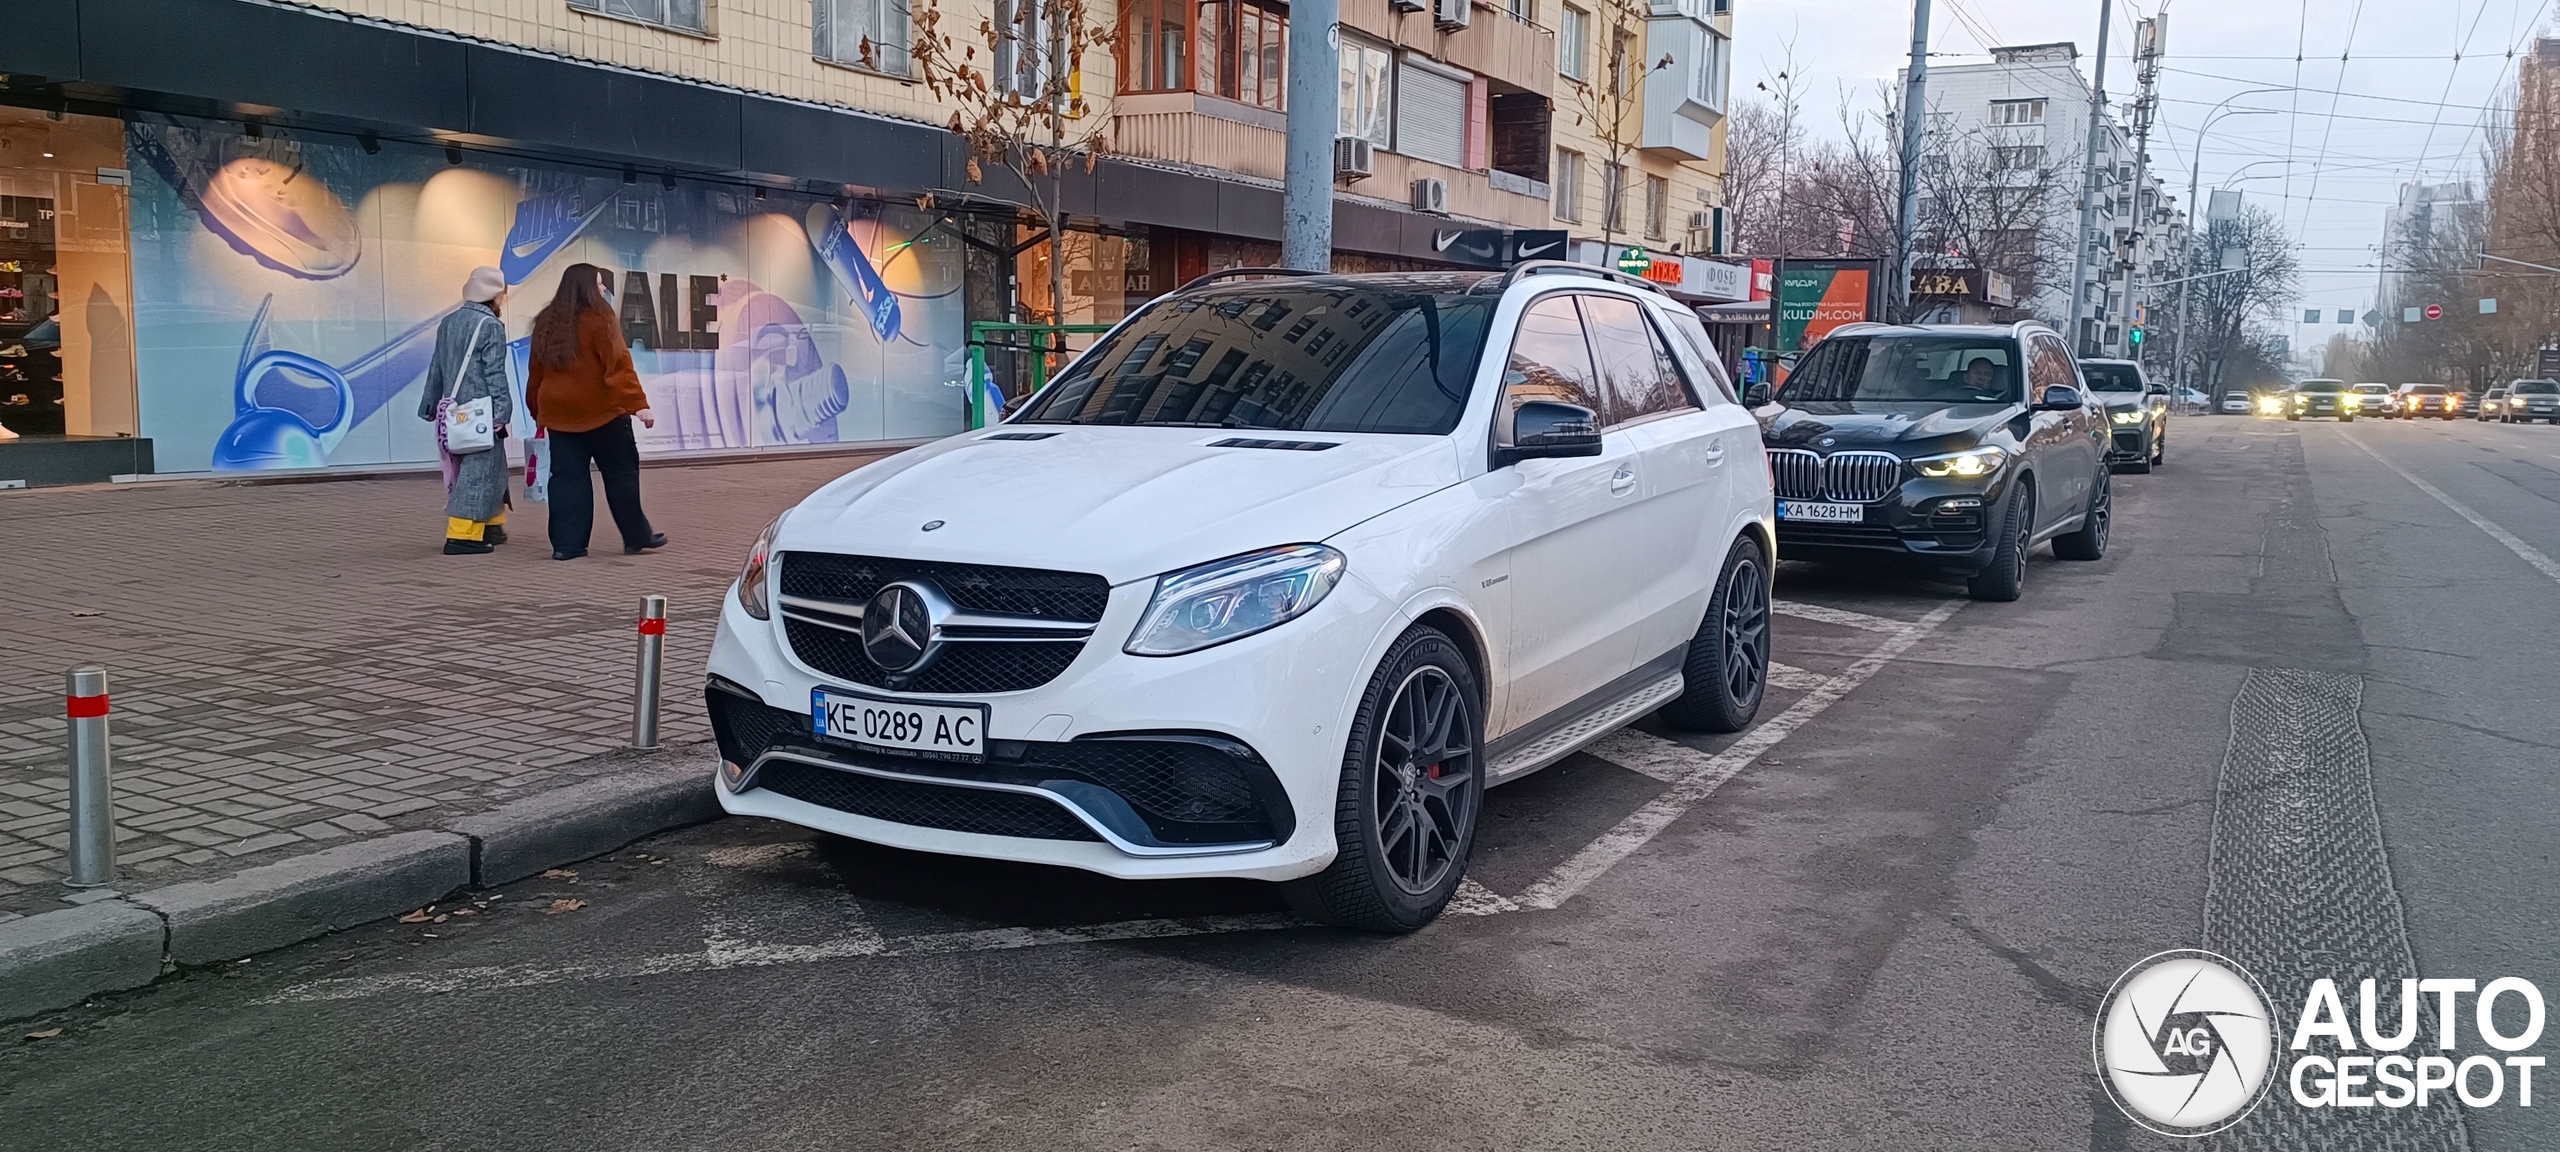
[462,265,507,303]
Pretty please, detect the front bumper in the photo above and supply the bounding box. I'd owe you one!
[2105,417,2157,461]
[2512,403,2560,419]
[1774,472,2016,572]
[703,568,1383,881]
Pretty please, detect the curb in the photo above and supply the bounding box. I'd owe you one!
[0,753,720,1022]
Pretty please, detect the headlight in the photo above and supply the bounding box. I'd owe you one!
[2258,398,2284,414]
[1126,544,1347,657]
[735,515,781,620]
[1911,447,2008,478]
[2112,409,2145,425]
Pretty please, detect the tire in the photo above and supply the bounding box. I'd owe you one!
[2340,414,2355,422]
[1659,536,1771,733]
[2151,431,2166,466]
[2287,413,2301,421]
[1967,479,2033,602]
[1283,626,1484,932]
[2052,469,2111,561]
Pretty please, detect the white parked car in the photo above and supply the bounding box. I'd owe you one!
[705,266,1776,930]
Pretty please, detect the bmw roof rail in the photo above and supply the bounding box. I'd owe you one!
[1492,258,1669,296]
[1175,266,1326,293]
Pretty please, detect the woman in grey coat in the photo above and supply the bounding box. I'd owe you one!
[418,266,515,555]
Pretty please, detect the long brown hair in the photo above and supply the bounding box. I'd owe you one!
[532,263,614,370]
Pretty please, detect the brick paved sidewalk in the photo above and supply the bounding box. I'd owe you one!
[0,449,890,915]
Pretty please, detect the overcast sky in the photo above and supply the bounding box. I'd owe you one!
[1740,0,2546,347]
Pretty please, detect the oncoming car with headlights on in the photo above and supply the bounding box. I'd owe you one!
[703,265,1775,931]
[1750,321,2111,602]
[2287,379,2354,420]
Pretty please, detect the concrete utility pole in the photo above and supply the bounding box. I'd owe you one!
[1893,0,1933,321]
[1280,0,1341,271]
[2063,0,2114,356]
[2124,13,2163,384]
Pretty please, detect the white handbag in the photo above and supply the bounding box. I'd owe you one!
[439,317,498,455]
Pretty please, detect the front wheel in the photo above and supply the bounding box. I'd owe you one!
[2053,469,2111,560]
[1284,626,1483,932]
[2287,413,2301,421]
[1659,536,1771,733]
[1968,479,2033,601]
[2340,414,2356,422]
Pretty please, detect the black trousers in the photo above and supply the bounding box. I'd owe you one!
[546,416,654,554]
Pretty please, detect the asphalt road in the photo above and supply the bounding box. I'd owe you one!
[5,414,2557,1151]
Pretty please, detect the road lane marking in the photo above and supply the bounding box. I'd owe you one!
[1500,598,1966,913]
[2343,432,2560,587]
[1766,661,1835,691]
[1772,599,1916,635]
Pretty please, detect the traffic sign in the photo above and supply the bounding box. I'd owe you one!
[2424,303,2444,320]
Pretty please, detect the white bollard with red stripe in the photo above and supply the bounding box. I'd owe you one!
[64,665,115,887]
[632,596,666,750]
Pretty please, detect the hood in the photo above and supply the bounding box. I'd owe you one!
[2093,391,2149,410]
[1758,401,2021,454]
[778,426,1463,586]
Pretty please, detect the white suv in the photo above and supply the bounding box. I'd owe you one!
[705,265,1775,930]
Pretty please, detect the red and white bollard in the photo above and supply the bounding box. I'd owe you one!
[64,665,115,887]
[632,596,666,750]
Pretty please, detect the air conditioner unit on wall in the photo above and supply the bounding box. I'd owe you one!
[1410,178,1450,214]
[1684,206,1730,255]
[1434,0,1470,29]
[1334,137,1375,181]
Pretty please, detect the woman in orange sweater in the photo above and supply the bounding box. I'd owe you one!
[526,263,666,561]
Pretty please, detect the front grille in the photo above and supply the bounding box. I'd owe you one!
[1037,740,1263,825]
[755,759,1103,841]
[1777,521,1907,549]
[778,552,1110,622]
[784,617,1084,694]
[1769,449,1820,499]
[708,680,803,768]
[1769,449,1903,502]
[2113,430,2144,453]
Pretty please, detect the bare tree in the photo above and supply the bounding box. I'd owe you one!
[2180,204,2300,394]
[1910,128,2069,306]
[1560,0,1670,247]
[909,0,1116,323]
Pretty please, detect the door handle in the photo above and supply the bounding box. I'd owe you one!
[1705,441,1727,465]
[1610,466,1636,495]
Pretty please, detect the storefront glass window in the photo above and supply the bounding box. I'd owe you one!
[0,106,138,443]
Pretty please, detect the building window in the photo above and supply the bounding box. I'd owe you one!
[816,0,909,73]
[1394,57,1471,167]
[1990,98,2045,126]
[1553,147,1584,222]
[992,0,1050,98]
[1203,0,1288,109]
[1118,0,1189,91]
[1990,144,2044,170]
[1506,0,1535,21]
[1558,5,1589,81]
[1601,162,1626,233]
[1339,37,1392,144]
[1643,174,1668,240]
[574,0,708,34]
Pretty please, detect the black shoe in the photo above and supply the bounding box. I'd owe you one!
[443,538,495,555]
[485,525,509,545]
[552,549,587,561]
[624,533,668,554]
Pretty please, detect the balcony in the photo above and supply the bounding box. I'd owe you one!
[1339,0,1556,98]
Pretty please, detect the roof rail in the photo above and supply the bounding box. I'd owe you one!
[1175,266,1326,293]
[1492,258,1669,296]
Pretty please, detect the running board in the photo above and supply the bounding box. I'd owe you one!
[1486,671,1685,786]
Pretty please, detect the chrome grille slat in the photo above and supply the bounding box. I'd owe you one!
[1821,451,1903,503]
[1770,449,1822,500]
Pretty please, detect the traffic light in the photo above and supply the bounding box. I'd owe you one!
[2128,325,2145,346]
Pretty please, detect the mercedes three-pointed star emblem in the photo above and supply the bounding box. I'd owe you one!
[860,582,937,672]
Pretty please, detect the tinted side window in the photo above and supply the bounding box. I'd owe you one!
[1658,306,1737,404]
[2029,336,2075,393]
[1501,294,1602,437]
[1583,295,1693,427]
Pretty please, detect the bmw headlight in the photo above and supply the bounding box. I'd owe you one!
[2112,409,2145,425]
[1126,544,1347,656]
[735,515,781,620]
[1911,446,2008,479]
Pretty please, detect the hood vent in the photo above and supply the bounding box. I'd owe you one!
[981,431,1060,441]
[1209,437,1339,452]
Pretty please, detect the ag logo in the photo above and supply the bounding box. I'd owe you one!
[2095,950,2277,1137]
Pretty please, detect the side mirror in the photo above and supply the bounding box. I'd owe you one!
[2145,382,2168,396]
[1496,400,1603,466]
[1742,382,1773,407]
[2033,385,2085,411]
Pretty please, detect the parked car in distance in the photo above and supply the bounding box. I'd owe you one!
[1753,320,2111,602]
[2221,391,2255,415]
[2079,358,2167,472]
[2391,383,2457,419]
[2458,390,2482,417]
[704,265,1778,932]
[2479,386,2510,420]
[2350,382,2393,416]
[2503,379,2560,423]
[2288,379,2354,421]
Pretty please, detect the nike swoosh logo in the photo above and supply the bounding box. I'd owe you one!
[1518,241,1561,258]
[502,199,613,281]
[1433,231,1463,252]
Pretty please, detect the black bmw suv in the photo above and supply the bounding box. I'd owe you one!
[1750,321,2112,601]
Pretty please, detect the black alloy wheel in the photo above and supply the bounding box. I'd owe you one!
[1286,626,1483,931]
[2151,429,2166,466]
[1967,479,2033,601]
[1662,537,1770,733]
[2054,468,2110,560]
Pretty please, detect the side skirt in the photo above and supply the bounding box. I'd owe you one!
[1484,647,1688,786]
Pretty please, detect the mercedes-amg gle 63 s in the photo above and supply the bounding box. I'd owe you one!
[705,267,1776,931]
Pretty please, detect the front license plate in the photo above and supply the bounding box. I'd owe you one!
[812,688,987,762]
[1779,500,1866,524]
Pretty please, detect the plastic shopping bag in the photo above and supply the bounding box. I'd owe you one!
[523,425,551,504]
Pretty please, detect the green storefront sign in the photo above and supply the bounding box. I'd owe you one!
[1774,259,1880,351]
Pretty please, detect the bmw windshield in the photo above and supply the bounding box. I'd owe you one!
[2082,364,2145,393]
[1779,336,2020,404]
[1019,279,1493,435]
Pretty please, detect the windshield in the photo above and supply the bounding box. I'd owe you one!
[2296,380,2344,393]
[2082,364,2145,392]
[1020,284,1492,434]
[2515,380,2560,395]
[2353,384,2389,394]
[2406,385,2447,395]
[1780,336,2019,403]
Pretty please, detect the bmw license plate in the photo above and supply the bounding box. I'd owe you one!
[1778,500,1865,524]
[812,687,987,762]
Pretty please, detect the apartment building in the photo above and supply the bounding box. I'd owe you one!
[0,0,1703,481]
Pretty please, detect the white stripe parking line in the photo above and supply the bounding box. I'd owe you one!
[2344,433,2560,587]
[1495,598,1967,913]
[1772,599,1917,635]
[1766,661,1836,691]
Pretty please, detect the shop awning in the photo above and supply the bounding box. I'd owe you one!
[1696,300,1769,324]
